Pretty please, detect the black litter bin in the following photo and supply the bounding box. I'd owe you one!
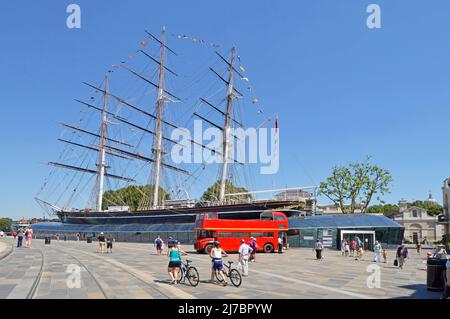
[45,237,51,245]
[87,237,93,244]
[427,258,447,291]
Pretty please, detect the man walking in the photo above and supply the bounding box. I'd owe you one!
[97,232,106,254]
[277,237,283,254]
[17,228,24,248]
[154,235,164,255]
[314,239,323,260]
[238,240,253,277]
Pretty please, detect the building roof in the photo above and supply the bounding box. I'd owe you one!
[288,214,403,229]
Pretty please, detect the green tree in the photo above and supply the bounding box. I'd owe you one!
[367,204,399,215]
[319,157,393,214]
[102,185,170,211]
[0,218,12,232]
[408,200,443,216]
[201,180,252,201]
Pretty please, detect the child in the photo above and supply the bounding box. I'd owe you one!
[382,249,388,263]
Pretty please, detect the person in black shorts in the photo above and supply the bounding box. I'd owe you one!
[106,234,114,253]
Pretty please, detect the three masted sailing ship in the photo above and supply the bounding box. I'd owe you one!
[35,28,313,225]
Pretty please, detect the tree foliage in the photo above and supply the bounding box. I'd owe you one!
[408,200,443,216]
[201,180,252,201]
[0,218,12,232]
[319,158,393,214]
[367,204,399,215]
[102,185,170,211]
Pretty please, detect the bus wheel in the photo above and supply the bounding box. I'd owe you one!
[204,244,213,254]
[263,243,274,253]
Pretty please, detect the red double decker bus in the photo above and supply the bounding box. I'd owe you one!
[194,211,289,254]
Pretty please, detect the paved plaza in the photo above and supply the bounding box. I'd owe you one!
[0,238,443,299]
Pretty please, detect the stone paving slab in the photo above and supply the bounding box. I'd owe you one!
[0,238,445,299]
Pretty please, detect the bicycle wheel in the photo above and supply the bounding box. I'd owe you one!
[215,270,225,283]
[229,269,242,287]
[176,267,184,283]
[186,267,200,287]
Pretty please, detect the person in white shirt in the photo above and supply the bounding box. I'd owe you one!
[238,240,253,276]
[314,240,324,260]
[277,237,283,254]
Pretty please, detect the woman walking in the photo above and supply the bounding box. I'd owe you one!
[24,227,33,248]
[167,241,187,285]
[373,241,382,263]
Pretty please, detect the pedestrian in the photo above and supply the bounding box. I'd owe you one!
[441,258,450,299]
[344,240,350,257]
[373,240,382,263]
[24,227,33,248]
[167,241,187,285]
[277,236,283,254]
[167,236,176,249]
[17,228,24,248]
[154,235,164,255]
[106,234,114,253]
[210,241,228,286]
[97,232,106,254]
[434,244,447,259]
[341,239,347,256]
[382,249,388,263]
[238,240,253,277]
[396,244,408,269]
[76,233,80,242]
[350,239,356,256]
[416,242,421,254]
[249,237,258,262]
[314,239,323,260]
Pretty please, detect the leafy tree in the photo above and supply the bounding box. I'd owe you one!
[0,218,12,232]
[319,157,393,214]
[408,200,443,216]
[367,204,399,215]
[201,180,252,201]
[102,185,170,211]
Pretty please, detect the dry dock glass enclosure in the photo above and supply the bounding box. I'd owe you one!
[31,214,403,250]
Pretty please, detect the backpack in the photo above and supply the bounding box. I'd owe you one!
[156,238,162,246]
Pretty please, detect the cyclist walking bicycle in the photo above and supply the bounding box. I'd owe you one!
[210,241,228,286]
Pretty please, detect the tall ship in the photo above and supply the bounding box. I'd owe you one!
[35,28,316,225]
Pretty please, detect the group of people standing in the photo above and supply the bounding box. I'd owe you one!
[15,227,33,248]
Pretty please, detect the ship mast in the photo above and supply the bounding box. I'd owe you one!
[96,75,108,212]
[219,47,236,202]
[151,28,167,208]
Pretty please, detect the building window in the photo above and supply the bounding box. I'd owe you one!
[412,210,418,218]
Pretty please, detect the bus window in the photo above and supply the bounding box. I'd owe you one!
[197,230,215,239]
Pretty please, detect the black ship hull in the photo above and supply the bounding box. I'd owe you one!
[59,201,304,225]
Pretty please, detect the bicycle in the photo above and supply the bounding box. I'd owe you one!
[176,259,200,287]
[214,260,242,287]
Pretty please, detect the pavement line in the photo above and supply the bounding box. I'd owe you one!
[124,245,374,299]
[64,246,196,299]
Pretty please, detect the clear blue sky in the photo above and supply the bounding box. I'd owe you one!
[1,0,450,219]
